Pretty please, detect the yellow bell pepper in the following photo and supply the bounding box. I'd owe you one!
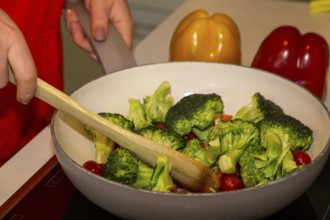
[170,9,241,64]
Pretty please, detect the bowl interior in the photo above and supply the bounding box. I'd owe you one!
[53,62,330,167]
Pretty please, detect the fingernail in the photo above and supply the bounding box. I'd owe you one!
[89,53,98,61]
[94,28,105,41]
[65,9,72,20]
[18,98,29,105]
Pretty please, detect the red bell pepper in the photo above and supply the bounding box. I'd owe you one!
[251,26,329,99]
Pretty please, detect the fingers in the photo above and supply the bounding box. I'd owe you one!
[8,43,37,104]
[86,0,134,47]
[64,9,94,53]
[105,0,134,49]
[64,0,134,61]
[0,9,37,104]
[85,0,109,41]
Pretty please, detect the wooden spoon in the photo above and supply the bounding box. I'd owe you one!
[9,72,220,193]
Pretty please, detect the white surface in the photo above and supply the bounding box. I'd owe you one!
[134,0,330,108]
[0,126,54,206]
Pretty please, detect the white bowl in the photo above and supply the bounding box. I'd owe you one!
[51,62,330,220]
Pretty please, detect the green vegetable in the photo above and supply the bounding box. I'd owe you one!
[104,148,174,192]
[127,81,174,130]
[234,92,284,123]
[89,81,314,192]
[136,125,186,150]
[103,148,143,185]
[127,98,152,130]
[143,81,174,123]
[208,119,260,174]
[165,93,223,136]
[239,144,269,187]
[182,139,221,168]
[257,114,313,179]
[85,112,134,164]
[149,155,174,192]
[239,114,313,187]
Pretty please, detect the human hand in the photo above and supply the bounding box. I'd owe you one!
[64,0,134,60]
[0,9,37,104]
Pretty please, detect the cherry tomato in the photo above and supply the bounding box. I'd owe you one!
[153,122,166,129]
[220,174,243,191]
[222,114,233,121]
[83,160,104,176]
[293,150,312,166]
[170,184,178,193]
[215,171,223,182]
[179,188,189,194]
[184,133,196,141]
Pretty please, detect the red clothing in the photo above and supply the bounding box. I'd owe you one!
[0,0,65,165]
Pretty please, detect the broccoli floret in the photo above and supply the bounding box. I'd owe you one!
[103,148,174,192]
[136,125,186,150]
[278,150,300,179]
[103,148,141,185]
[99,112,134,130]
[127,98,152,130]
[182,139,221,167]
[239,144,269,187]
[234,92,284,123]
[208,119,260,174]
[191,125,214,141]
[132,161,155,189]
[257,114,313,179]
[143,81,174,123]
[149,155,174,192]
[165,93,223,136]
[85,112,134,164]
[104,148,154,189]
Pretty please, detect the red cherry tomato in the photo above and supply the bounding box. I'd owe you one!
[184,133,196,141]
[293,151,312,166]
[215,171,223,182]
[153,122,166,129]
[222,114,233,121]
[83,160,104,176]
[220,174,243,191]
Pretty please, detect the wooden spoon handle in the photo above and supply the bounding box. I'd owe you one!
[9,73,220,193]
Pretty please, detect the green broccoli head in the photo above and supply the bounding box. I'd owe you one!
[98,112,134,131]
[127,98,152,130]
[165,93,223,136]
[182,139,221,168]
[103,148,140,185]
[136,125,186,150]
[143,81,174,123]
[85,112,134,164]
[191,125,214,141]
[103,148,174,192]
[239,144,269,188]
[208,119,260,174]
[234,92,284,123]
[277,150,299,179]
[259,114,313,152]
[149,155,174,192]
[132,161,154,189]
[257,114,313,179]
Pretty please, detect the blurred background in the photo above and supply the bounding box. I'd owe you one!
[62,0,184,94]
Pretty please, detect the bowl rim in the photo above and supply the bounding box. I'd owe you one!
[51,61,330,197]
